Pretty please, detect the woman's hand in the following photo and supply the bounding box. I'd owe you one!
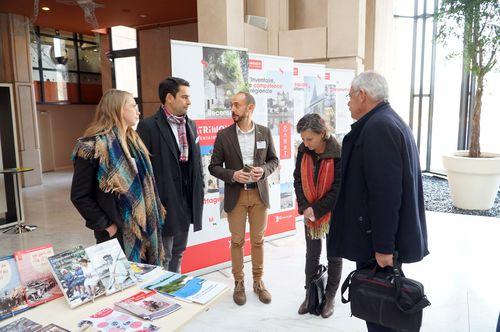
[303,207,316,221]
[106,223,118,237]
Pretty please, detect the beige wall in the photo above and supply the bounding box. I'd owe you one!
[138,23,198,118]
[279,27,327,60]
[290,0,327,29]
[197,0,370,73]
[36,105,95,171]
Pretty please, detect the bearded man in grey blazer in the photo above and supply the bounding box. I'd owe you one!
[209,91,279,306]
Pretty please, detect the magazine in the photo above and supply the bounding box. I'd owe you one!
[0,317,42,332]
[39,324,70,332]
[142,271,228,305]
[13,244,62,307]
[0,256,28,321]
[47,246,105,308]
[77,307,159,331]
[115,290,181,320]
[85,239,137,295]
[128,262,163,282]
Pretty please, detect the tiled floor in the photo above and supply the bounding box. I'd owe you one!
[1,170,499,331]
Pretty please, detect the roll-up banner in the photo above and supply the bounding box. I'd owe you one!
[171,41,296,274]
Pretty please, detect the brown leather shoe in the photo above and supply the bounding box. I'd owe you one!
[233,280,246,305]
[298,296,308,315]
[321,296,335,318]
[253,280,272,304]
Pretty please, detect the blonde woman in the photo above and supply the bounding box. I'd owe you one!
[71,89,165,266]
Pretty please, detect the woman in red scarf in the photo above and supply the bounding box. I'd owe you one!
[293,113,343,318]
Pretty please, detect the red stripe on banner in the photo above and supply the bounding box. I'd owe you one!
[182,234,252,273]
[293,67,298,76]
[266,210,296,236]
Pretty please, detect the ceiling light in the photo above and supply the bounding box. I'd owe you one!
[139,14,147,18]
[41,6,50,11]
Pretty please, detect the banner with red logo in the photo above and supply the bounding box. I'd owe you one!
[171,42,297,274]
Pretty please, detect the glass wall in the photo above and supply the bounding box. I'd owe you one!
[391,0,498,173]
[31,28,102,104]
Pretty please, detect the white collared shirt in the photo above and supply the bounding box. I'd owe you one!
[236,122,255,168]
[168,121,181,150]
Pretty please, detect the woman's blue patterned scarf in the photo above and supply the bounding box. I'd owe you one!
[73,127,165,266]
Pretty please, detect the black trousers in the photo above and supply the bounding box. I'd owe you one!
[304,225,343,299]
[163,231,189,273]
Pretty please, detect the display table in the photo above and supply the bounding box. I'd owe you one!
[0,282,229,331]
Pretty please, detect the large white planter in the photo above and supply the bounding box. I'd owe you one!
[442,151,500,210]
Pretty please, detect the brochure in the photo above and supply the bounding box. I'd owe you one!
[115,290,181,320]
[128,262,163,282]
[0,255,28,321]
[13,244,62,307]
[85,239,137,296]
[142,271,227,305]
[47,246,105,308]
[0,317,42,332]
[77,307,159,331]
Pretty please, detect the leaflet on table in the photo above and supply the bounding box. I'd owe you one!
[0,317,42,332]
[114,290,181,320]
[141,271,227,305]
[0,255,28,321]
[85,239,138,295]
[128,262,163,282]
[13,244,62,307]
[77,307,159,331]
[47,246,105,308]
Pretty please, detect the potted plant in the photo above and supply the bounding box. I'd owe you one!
[437,0,500,210]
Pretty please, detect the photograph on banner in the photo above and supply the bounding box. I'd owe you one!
[293,63,326,155]
[325,68,355,141]
[248,54,294,136]
[203,47,249,119]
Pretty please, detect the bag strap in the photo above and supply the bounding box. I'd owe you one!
[392,252,431,313]
[340,270,357,304]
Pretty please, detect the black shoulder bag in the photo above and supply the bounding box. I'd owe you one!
[340,253,430,331]
[306,264,328,315]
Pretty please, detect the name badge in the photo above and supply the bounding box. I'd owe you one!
[257,141,267,149]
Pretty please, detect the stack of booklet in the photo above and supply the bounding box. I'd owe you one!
[114,290,181,320]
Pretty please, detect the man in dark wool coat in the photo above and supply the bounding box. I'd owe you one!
[328,71,429,332]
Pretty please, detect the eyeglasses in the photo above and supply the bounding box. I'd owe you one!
[347,90,360,99]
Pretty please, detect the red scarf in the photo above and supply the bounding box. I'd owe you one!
[300,153,334,239]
